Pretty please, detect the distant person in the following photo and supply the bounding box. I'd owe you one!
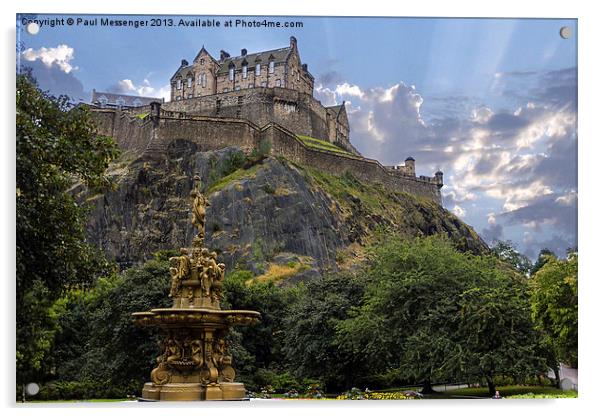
[493,390,502,399]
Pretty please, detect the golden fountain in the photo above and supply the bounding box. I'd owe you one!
[132,175,261,401]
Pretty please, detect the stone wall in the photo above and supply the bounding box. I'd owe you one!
[263,124,442,202]
[92,109,155,154]
[162,87,356,154]
[91,109,442,204]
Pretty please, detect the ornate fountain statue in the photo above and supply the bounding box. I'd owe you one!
[132,175,261,401]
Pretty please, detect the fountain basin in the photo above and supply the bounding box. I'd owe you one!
[132,308,261,328]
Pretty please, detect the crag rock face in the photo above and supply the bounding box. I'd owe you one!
[83,143,488,283]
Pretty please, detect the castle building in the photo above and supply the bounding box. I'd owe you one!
[170,36,313,100]
[165,37,356,155]
[89,37,444,204]
[91,90,162,109]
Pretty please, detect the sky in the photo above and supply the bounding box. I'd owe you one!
[15,14,578,259]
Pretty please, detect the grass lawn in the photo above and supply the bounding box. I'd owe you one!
[22,398,131,403]
[441,385,577,398]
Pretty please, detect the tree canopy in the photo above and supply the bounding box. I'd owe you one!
[16,74,120,385]
[530,252,578,368]
[335,236,544,395]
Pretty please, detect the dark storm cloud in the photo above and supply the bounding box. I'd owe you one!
[472,153,502,176]
[23,60,88,103]
[481,223,504,244]
[486,112,530,132]
[495,66,577,109]
[317,70,344,86]
[498,193,577,235]
[532,135,577,190]
[524,234,576,260]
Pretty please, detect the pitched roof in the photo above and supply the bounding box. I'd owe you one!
[91,90,161,107]
[171,64,195,80]
[216,46,293,75]
[326,104,346,118]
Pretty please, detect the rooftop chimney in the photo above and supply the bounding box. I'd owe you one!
[290,36,297,49]
[181,59,189,67]
[301,63,308,72]
[241,48,247,56]
[220,50,230,61]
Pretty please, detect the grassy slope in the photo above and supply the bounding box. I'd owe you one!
[297,135,351,155]
[441,385,577,398]
[295,162,486,256]
[205,163,263,193]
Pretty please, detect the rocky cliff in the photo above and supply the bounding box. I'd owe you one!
[81,140,488,284]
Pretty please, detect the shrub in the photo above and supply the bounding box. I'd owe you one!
[37,380,139,400]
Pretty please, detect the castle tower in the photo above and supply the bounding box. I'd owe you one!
[435,170,444,188]
[405,156,416,176]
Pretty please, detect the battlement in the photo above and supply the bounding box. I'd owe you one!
[90,104,443,204]
[162,86,357,155]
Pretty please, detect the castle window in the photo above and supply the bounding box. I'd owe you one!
[255,63,261,76]
[188,94,193,99]
[275,79,281,87]
[248,84,254,89]
[98,96,108,108]
[176,79,182,89]
[115,97,125,108]
[223,88,229,93]
[235,86,241,91]
[260,81,267,87]
[242,64,248,79]
[187,77,192,88]
[269,60,275,74]
[229,67,234,81]
[200,58,205,65]
[199,73,207,87]
[176,96,181,101]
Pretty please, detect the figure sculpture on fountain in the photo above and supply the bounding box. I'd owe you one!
[132,174,260,401]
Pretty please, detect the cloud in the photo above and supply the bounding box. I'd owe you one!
[317,70,344,86]
[22,44,77,73]
[21,57,87,103]
[452,205,467,218]
[481,224,503,244]
[322,67,576,258]
[492,67,577,110]
[315,84,339,107]
[498,191,577,235]
[316,81,438,168]
[108,78,171,101]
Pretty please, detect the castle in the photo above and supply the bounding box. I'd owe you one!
[90,37,444,203]
[164,36,356,155]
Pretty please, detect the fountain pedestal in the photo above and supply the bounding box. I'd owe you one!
[132,175,261,401]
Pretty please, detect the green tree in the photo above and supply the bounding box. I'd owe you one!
[530,252,578,368]
[48,252,174,398]
[457,277,544,395]
[16,74,120,387]
[491,240,533,276]
[335,236,544,395]
[282,273,367,391]
[221,270,299,391]
[531,248,556,275]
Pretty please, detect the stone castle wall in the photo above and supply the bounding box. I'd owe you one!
[264,124,442,202]
[92,109,155,153]
[92,109,442,204]
[161,87,356,155]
